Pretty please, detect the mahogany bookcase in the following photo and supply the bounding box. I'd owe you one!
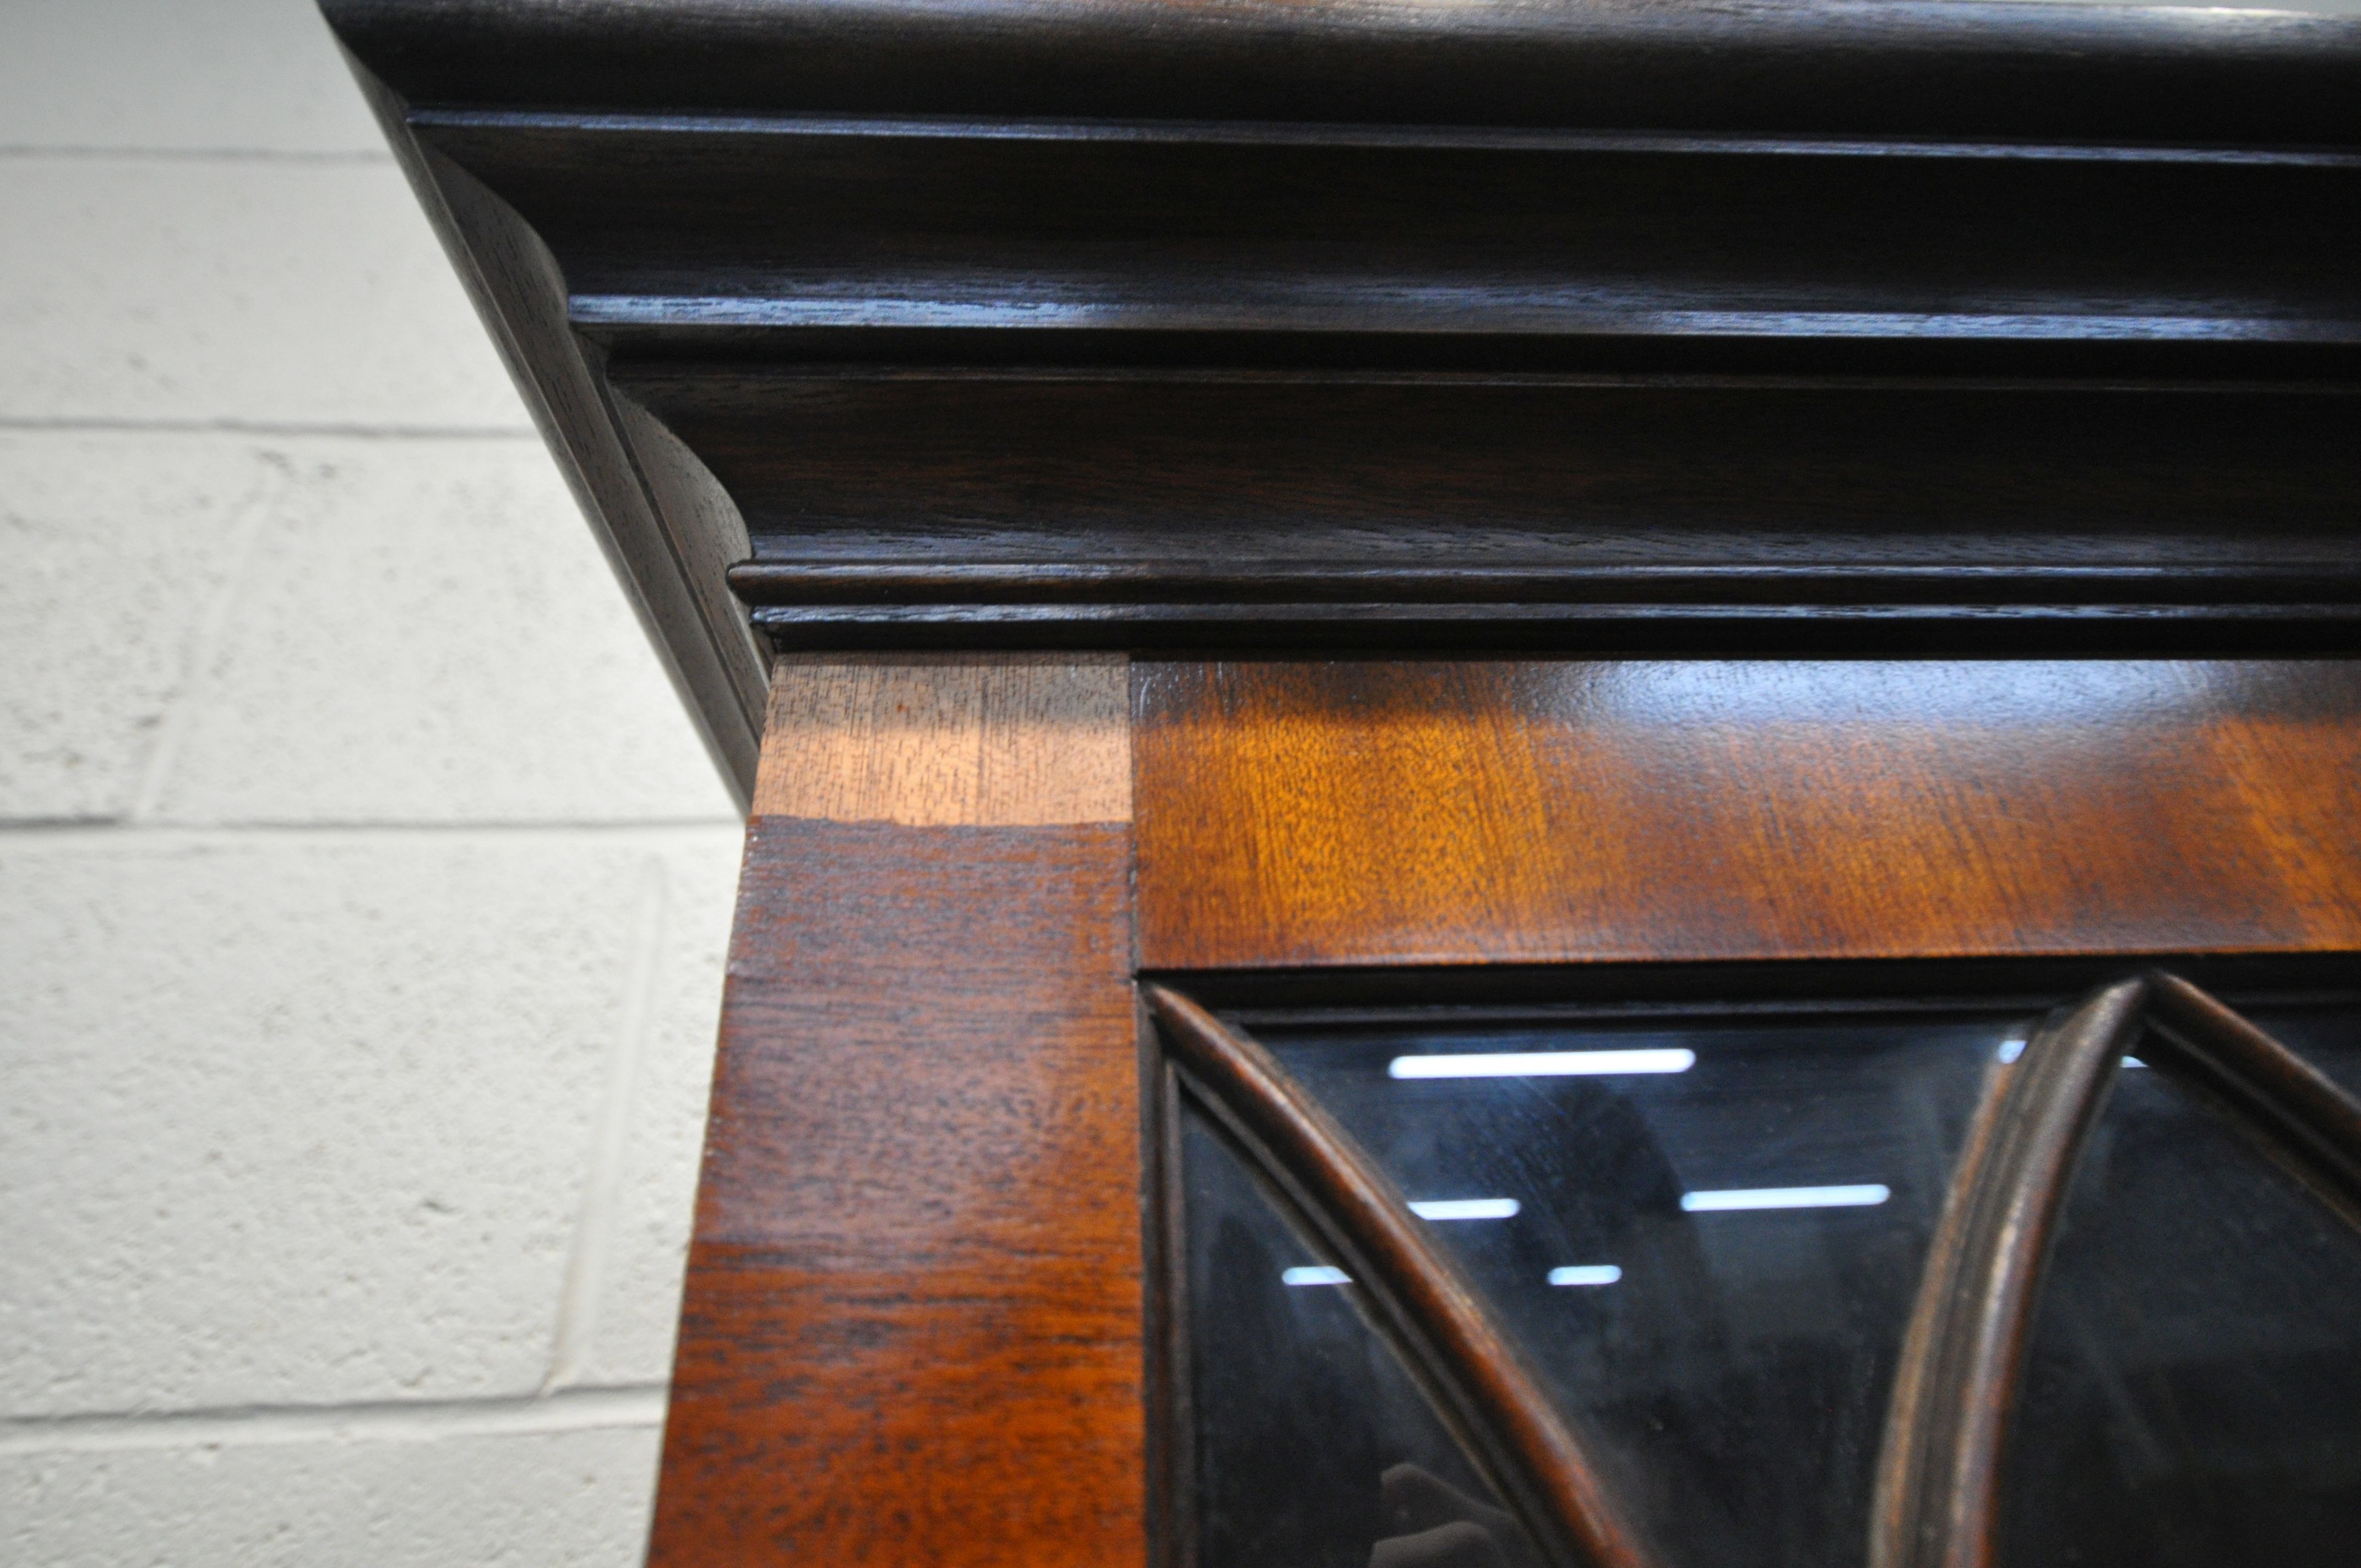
[322,5,2361,1565]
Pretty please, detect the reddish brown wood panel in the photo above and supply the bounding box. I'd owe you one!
[648,818,1143,1567]
[1134,660,2361,970]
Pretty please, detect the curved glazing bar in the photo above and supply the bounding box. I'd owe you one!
[1872,972,2361,1568]
[2140,972,2361,1227]
[1144,984,1663,1568]
[1869,979,2150,1568]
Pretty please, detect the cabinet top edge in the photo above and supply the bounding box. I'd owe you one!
[321,0,2361,146]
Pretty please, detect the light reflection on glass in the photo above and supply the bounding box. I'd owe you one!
[1998,1036,2147,1068]
[1680,1183,1891,1212]
[1408,1197,1522,1221]
[1200,997,2361,1568]
[1390,1048,1696,1079]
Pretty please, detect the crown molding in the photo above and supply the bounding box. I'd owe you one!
[321,1,2361,799]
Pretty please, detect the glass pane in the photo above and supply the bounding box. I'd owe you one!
[1180,1106,1542,1568]
[1178,996,2361,1568]
[1257,1010,2021,1568]
[2003,1005,2361,1568]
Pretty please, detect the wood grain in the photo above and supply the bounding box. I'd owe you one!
[752,656,1129,826]
[649,820,1143,1568]
[650,654,1142,1566]
[1134,660,2361,970]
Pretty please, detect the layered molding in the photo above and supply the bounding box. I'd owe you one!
[319,1,2361,140]
[322,1,2361,799]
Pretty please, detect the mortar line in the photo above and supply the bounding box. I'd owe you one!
[0,145,395,164]
[0,417,539,440]
[544,853,673,1393]
[0,1386,668,1456]
[0,820,744,846]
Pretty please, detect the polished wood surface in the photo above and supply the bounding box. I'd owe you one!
[754,655,1129,826]
[651,660,1143,1568]
[659,373,2361,652]
[1134,660,2361,970]
[327,1,2361,143]
[323,2,2361,760]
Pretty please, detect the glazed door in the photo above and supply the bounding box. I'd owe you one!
[649,652,2361,1568]
[317,0,2361,1562]
[1134,657,2361,1568]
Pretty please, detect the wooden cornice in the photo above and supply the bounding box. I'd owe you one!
[325,1,2361,140]
[322,0,2361,799]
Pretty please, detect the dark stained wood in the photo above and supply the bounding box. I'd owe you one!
[649,818,1144,1568]
[1133,660,2361,970]
[1147,984,1660,1568]
[624,371,2361,650]
[322,2,2361,144]
[431,120,2361,369]
[659,378,2353,551]
[323,0,2361,672]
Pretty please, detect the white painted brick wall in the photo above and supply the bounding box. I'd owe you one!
[0,2,746,1562]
